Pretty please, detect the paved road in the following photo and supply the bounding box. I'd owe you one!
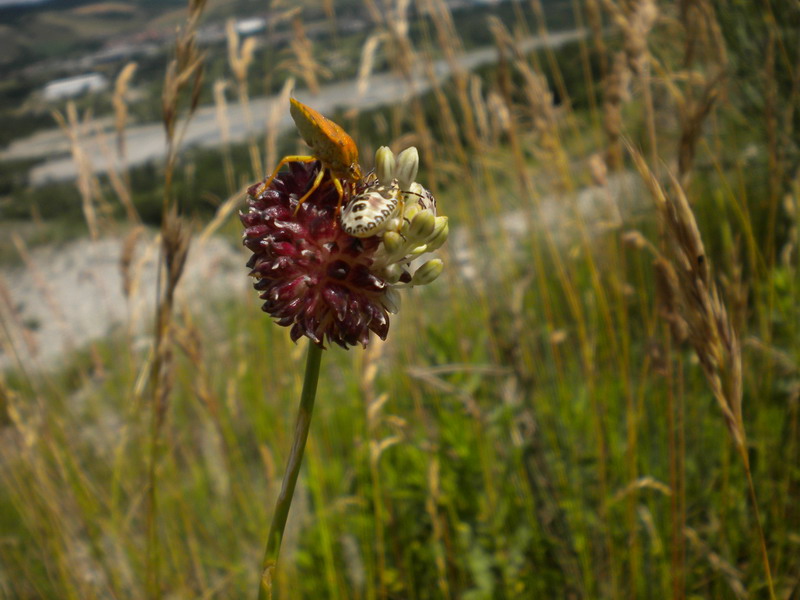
[1,29,585,185]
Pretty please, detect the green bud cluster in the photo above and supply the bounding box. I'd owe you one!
[368,146,449,299]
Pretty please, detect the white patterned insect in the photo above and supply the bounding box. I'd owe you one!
[340,179,403,238]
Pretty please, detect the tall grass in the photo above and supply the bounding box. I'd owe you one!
[1,0,798,599]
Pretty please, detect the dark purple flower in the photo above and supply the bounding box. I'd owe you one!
[241,161,391,349]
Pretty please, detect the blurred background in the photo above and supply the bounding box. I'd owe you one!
[1,0,798,598]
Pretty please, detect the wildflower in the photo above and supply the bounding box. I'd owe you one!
[241,147,447,349]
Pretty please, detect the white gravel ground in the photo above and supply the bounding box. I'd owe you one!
[0,232,249,371]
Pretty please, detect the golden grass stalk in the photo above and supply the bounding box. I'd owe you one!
[289,14,330,96]
[90,118,141,223]
[602,0,658,165]
[263,78,295,188]
[360,339,394,599]
[629,147,777,600]
[684,527,747,599]
[584,0,607,76]
[602,52,630,171]
[119,226,145,300]
[226,18,262,177]
[356,33,384,99]
[0,275,39,368]
[52,103,111,240]
[146,2,207,596]
[10,233,71,356]
[212,79,236,194]
[112,61,138,162]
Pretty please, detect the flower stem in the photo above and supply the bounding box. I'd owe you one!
[258,341,323,600]
[737,442,777,600]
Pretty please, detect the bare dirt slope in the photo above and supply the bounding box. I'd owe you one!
[0,231,248,371]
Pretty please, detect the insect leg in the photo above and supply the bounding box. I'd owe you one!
[255,155,316,197]
[332,178,345,215]
[293,166,327,214]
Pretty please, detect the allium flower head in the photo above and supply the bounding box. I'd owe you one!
[242,147,447,349]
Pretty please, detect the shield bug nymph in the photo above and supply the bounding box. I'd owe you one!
[340,179,403,238]
[256,98,362,214]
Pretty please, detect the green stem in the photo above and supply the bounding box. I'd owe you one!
[258,341,323,600]
[737,442,777,600]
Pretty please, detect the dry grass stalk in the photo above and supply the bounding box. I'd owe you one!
[419,0,463,63]
[486,90,511,140]
[608,476,672,505]
[212,79,236,193]
[11,233,73,354]
[425,0,481,149]
[425,457,452,600]
[225,19,256,86]
[52,103,111,240]
[359,0,383,28]
[384,2,415,82]
[263,78,295,186]
[631,149,743,443]
[671,0,728,184]
[603,0,659,166]
[420,56,468,165]
[289,14,330,96]
[119,225,145,299]
[489,17,562,164]
[629,147,777,599]
[588,153,623,229]
[653,257,689,344]
[528,0,574,119]
[377,0,438,189]
[161,1,206,168]
[584,0,608,75]
[225,18,264,177]
[602,52,631,171]
[680,0,728,69]
[469,74,491,144]
[360,338,404,598]
[112,61,138,160]
[198,184,250,244]
[90,118,141,223]
[675,70,724,183]
[356,33,384,98]
[683,527,747,599]
[147,2,207,596]
[601,0,657,77]
[0,275,39,367]
[780,186,798,268]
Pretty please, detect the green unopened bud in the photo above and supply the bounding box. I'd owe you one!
[382,287,401,314]
[411,259,443,285]
[403,202,421,222]
[382,263,404,283]
[384,216,402,234]
[408,182,425,197]
[407,244,429,259]
[408,210,435,240]
[375,146,396,183]
[381,230,404,254]
[425,217,449,251]
[395,147,419,190]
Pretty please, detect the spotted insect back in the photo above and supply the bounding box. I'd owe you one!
[341,180,402,238]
